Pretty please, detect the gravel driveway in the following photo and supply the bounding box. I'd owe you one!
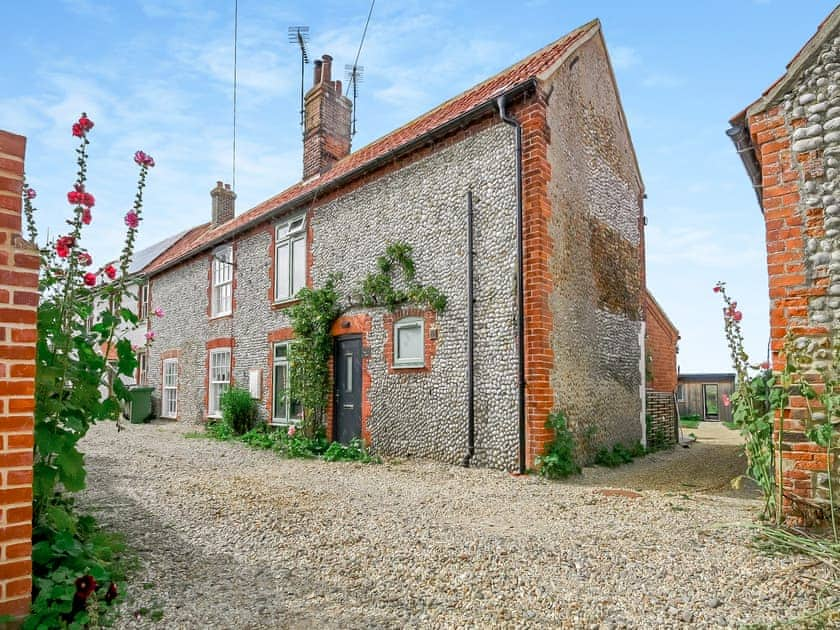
[79,421,830,629]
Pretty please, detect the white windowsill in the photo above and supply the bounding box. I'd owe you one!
[393,361,425,369]
[210,311,232,320]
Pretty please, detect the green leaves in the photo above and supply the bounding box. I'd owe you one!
[358,242,446,312]
[537,411,580,479]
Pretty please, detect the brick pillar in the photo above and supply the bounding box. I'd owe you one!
[0,130,37,618]
[749,104,839,521]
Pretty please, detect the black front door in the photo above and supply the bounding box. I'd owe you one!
[335,336,362,444]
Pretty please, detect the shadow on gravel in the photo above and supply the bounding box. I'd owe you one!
[78,453,317,629]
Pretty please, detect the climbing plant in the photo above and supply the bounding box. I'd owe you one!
[287,274,342,436]
[358,242,447,312]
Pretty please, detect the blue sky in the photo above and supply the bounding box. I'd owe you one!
[3,0,837,372]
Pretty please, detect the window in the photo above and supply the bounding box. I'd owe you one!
[272,342,302,424]
[208,349,231,417]
[394,317,424,368]
[212,245,233,317]
[274,216,306,302]
[137,350,148,385]
[162,359,178,418]
[676,383,685,402]
[139,283,149,320]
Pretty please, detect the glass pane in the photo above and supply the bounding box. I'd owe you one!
[273,364,286,419]
[344,353,353,392]
[276,242,290,299]
[397,324,422,361]
[292,237,305,295]
[274,343,287,360]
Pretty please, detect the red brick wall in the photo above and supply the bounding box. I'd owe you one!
[644,291,679,392]
[748,104,836,519]
[0,130,36,618]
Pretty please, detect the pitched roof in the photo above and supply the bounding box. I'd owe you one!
[128,228,192,274]
[146,19,601,275]
[733,5,840,122]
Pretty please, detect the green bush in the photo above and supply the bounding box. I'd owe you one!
[594,441,646,468]
[537,411,580,479]
[220,387,259,435]
[206,418,235,441]
[322,438,380,463]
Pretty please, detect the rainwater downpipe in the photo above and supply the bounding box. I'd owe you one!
[462,190,476,467]
[497,94,527,475]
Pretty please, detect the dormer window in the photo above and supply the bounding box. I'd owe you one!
[211,245,233,317]
[274,215,306,302]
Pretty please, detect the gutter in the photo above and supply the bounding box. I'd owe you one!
[462,190,476,467]
[496,94,527,475]
[726,124,763,211]
[148,79,539,279]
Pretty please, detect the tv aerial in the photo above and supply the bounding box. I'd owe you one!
[288,26,310,133]
[345,64,364,136]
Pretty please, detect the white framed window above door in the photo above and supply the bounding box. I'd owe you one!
[211,245,233,317]
[274,215,306,302]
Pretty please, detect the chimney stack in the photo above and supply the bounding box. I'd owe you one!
[211,181,236,225]
[302,53,352,179]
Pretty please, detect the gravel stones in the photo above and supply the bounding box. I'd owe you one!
[78,421,833,629]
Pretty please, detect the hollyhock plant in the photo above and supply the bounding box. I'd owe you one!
[23,113,154,627]
[133,150,155,167]
[145,330,155,342]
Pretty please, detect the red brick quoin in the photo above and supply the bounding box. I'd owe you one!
[0,129,37,618]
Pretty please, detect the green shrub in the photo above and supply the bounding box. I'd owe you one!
[322,438,380,463]
[594,441,646,468]
[537,411,580,479]
[220,387,259,435]
[206,418,235,441]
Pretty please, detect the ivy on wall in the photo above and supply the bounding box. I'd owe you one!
[358,242,447,313]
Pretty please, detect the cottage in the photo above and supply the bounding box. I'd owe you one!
[677,373,735,424]
[728,6,839,513]
[140,19,648,471]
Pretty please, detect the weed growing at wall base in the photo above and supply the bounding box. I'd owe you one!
[537,411,580,479]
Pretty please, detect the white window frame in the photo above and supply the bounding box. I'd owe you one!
[208,348,231,418]
[272,342,302,425]
[274,215,307,303]
[393,317,425,368]
[162,358,178,419]
[139,283,149,320]
[211,245,233,317]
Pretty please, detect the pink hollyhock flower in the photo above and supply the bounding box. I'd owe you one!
[67,190,83,205]
[56,244,69,258]
[56,235,75,258]
[144,330,155,342]
[77,252,92,266]
[72,123,83,137]
[287,425,296,438]
[104,264,117,279]
[713,286,720,293]
[722,394,730,407]
[26,188,36,200]
[733,310,743,322]
[133,150,155,167]
[153,306,165,318]
[83,272,97,286]
[760,361,770,370]
[124,211,139,228]
[82,192,95,207]
[82,208,92,225]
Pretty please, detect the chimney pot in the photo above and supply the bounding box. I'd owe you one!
[334,80,342,96]
[321,54,332,83]
[313,59,322,85]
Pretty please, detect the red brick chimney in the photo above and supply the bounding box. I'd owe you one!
[210,181,236,225]
[303,54,352,179]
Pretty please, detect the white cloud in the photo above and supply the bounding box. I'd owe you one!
[609,45,641,70]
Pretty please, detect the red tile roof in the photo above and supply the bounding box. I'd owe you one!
[147,19,600,275]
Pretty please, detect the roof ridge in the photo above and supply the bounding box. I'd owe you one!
[146,20,600,275]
